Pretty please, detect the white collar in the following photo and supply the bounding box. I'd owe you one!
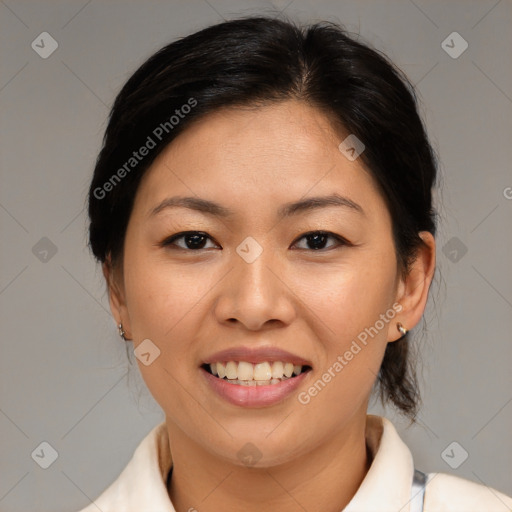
[344,415,414,511]
[85,414,415,512]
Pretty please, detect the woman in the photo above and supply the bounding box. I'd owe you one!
[80,15,512,512]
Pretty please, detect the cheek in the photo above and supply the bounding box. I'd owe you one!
[122,256,212,420]
[292,254,397,407]
[123,250,208,341]
[296,253,397,345]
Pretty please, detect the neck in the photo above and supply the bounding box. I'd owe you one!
[166,413,372,512]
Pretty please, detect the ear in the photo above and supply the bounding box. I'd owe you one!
[102,255,132,340]
[388,231,436,342]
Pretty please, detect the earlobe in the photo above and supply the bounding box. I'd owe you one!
[388,232,436,342]
[102,257,132,339]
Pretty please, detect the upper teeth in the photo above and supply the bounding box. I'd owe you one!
[209,361,304,380]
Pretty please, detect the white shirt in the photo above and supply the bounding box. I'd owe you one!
[76,415,512,511]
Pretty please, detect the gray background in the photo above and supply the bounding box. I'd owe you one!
[1,1,511,511]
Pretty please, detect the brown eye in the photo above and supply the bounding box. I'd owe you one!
[292,231,348,251]
[162,231,219,250]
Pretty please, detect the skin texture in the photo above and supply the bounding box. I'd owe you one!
[104,100,436,512]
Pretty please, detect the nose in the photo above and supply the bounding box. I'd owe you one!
[213,245,296,331]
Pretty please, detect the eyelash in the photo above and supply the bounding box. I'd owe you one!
[160,230,352,252]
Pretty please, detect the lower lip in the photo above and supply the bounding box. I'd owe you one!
[200,367,310,408]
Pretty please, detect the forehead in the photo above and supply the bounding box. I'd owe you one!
[134,100,387,222]
[166,100,351,173]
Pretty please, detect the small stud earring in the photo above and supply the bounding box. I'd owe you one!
[396,322,408,337]
[118,323,127,341]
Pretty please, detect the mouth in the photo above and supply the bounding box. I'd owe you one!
[201,361,313,386]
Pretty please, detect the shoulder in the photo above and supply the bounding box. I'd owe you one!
[424,472,512,512]
[73,422,172,512]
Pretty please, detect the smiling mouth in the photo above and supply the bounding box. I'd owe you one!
[201,361,312,386]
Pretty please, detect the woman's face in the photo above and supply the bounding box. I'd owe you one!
[109,100,431,466]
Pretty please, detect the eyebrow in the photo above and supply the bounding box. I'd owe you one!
[149,193,364,219]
